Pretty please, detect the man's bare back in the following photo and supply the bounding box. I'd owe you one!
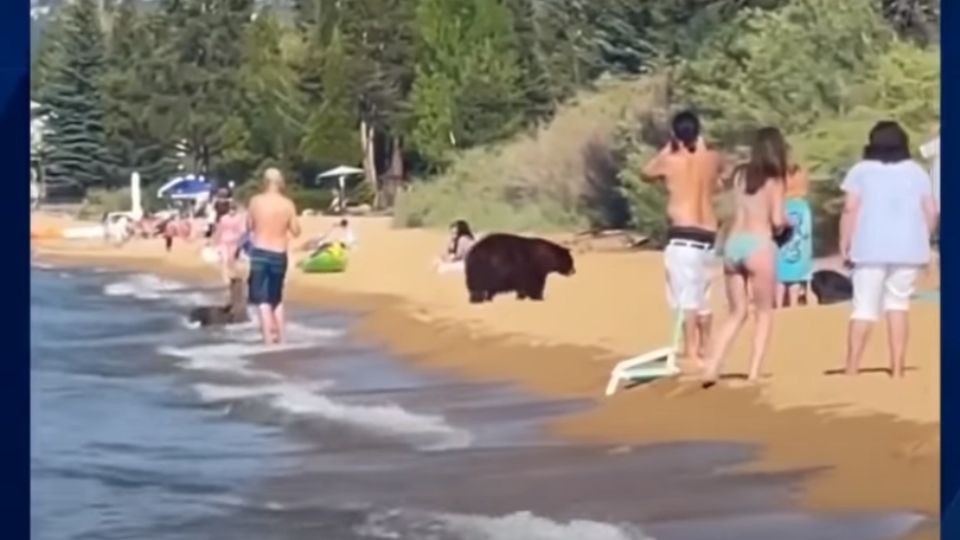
[248,192,300,253]
[643,139,723,232]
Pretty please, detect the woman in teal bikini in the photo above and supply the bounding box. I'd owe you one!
[702,127,789,387]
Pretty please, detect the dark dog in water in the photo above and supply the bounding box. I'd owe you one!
[188,278,249,326]
[464,233,575,303]
[810,269,853,305]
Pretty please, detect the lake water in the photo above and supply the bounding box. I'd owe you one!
[30,265,924,540]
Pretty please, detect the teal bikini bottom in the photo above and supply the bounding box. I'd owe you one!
[724,232,766,265]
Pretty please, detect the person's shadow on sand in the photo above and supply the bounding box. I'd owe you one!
[823,367,918,377]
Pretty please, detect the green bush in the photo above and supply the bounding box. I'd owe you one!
[676,0,894,143]
[394,78,659,232]
[614,0,939,256]
[348,181,377,207]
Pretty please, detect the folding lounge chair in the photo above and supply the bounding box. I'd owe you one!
[605,310,684,396]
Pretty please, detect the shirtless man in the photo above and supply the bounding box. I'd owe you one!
[642,111,724,364]
[247,168,301,344]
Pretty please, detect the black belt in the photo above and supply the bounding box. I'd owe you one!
[667,226,716,248]
[668,239,713,250]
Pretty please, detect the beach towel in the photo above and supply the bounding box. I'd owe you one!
[776,197,813,284]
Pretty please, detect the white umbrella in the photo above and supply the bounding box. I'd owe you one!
[317,165,365,179]
[316,165,365,214]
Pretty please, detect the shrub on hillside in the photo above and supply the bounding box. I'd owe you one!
[394,78,660,232]
[617,0,939,254]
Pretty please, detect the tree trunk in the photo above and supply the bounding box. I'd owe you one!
[382,136,405,208]
[360,120,378,207]
[388,136,404,179]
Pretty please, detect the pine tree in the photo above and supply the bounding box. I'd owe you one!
[880,0,939,43]
[410,0,524,165]
[36,0,111,189]
[339,0,418,193]
[151,0,255,175]
[300,28,362,166]
[238,9,308,171]
[101,0,179,186]
[505,0,555,122]
[533,0,595,98]
[584,0,657,75]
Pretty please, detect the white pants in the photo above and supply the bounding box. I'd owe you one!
[851,265,919,321]
[435,260,465,274]
[664,240,714,315]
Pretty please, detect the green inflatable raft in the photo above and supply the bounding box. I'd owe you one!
[300,243,349,273]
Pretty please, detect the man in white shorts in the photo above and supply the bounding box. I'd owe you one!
[643,111,724,364]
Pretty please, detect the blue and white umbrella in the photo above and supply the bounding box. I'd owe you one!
[156,174,212,201]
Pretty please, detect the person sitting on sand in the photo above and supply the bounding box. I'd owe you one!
[306,219,357,255]
[775,160,814,307]
[433,220,475,274]
[212,202,247,285]
[839,121,938,378]
[702,127,790,387]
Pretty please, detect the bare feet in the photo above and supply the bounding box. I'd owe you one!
[679,354,705,375]
[700,364,719,389]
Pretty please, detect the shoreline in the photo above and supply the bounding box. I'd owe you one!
[32,216,939,539]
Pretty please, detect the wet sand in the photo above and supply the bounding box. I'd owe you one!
[32,213,940,539]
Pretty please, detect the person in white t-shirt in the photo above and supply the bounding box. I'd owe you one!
[839,121,939,378]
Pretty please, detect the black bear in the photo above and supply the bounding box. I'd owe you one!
[464,233,575,304]
[188,278,250,326]
[810,269,853,305]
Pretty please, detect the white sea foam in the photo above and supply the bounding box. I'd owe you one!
[359,510,652,540]
[181,318,202,330]
[193,381,334,403]
[103,274,188,299]
[157,345,284,380]
[438,511,653,540]
[221,319,345,343]
[190,380,471,451]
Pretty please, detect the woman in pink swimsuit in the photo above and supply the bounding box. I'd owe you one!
[213,203,247,284]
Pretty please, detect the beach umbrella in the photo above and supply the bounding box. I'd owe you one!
[316,165,364,214]
[156,174,213,201]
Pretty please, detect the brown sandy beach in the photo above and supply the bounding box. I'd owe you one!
[32,213,940,539]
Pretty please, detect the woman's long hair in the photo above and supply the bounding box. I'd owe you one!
[741,127,789,195]
[449,220,474,254]
[863,121,911,163]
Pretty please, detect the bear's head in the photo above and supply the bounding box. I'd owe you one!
[547,243,576,276]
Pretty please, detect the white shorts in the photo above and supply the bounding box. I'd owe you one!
[435,260,465,274]
[850,265,920,321]
[664,240,715,315]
